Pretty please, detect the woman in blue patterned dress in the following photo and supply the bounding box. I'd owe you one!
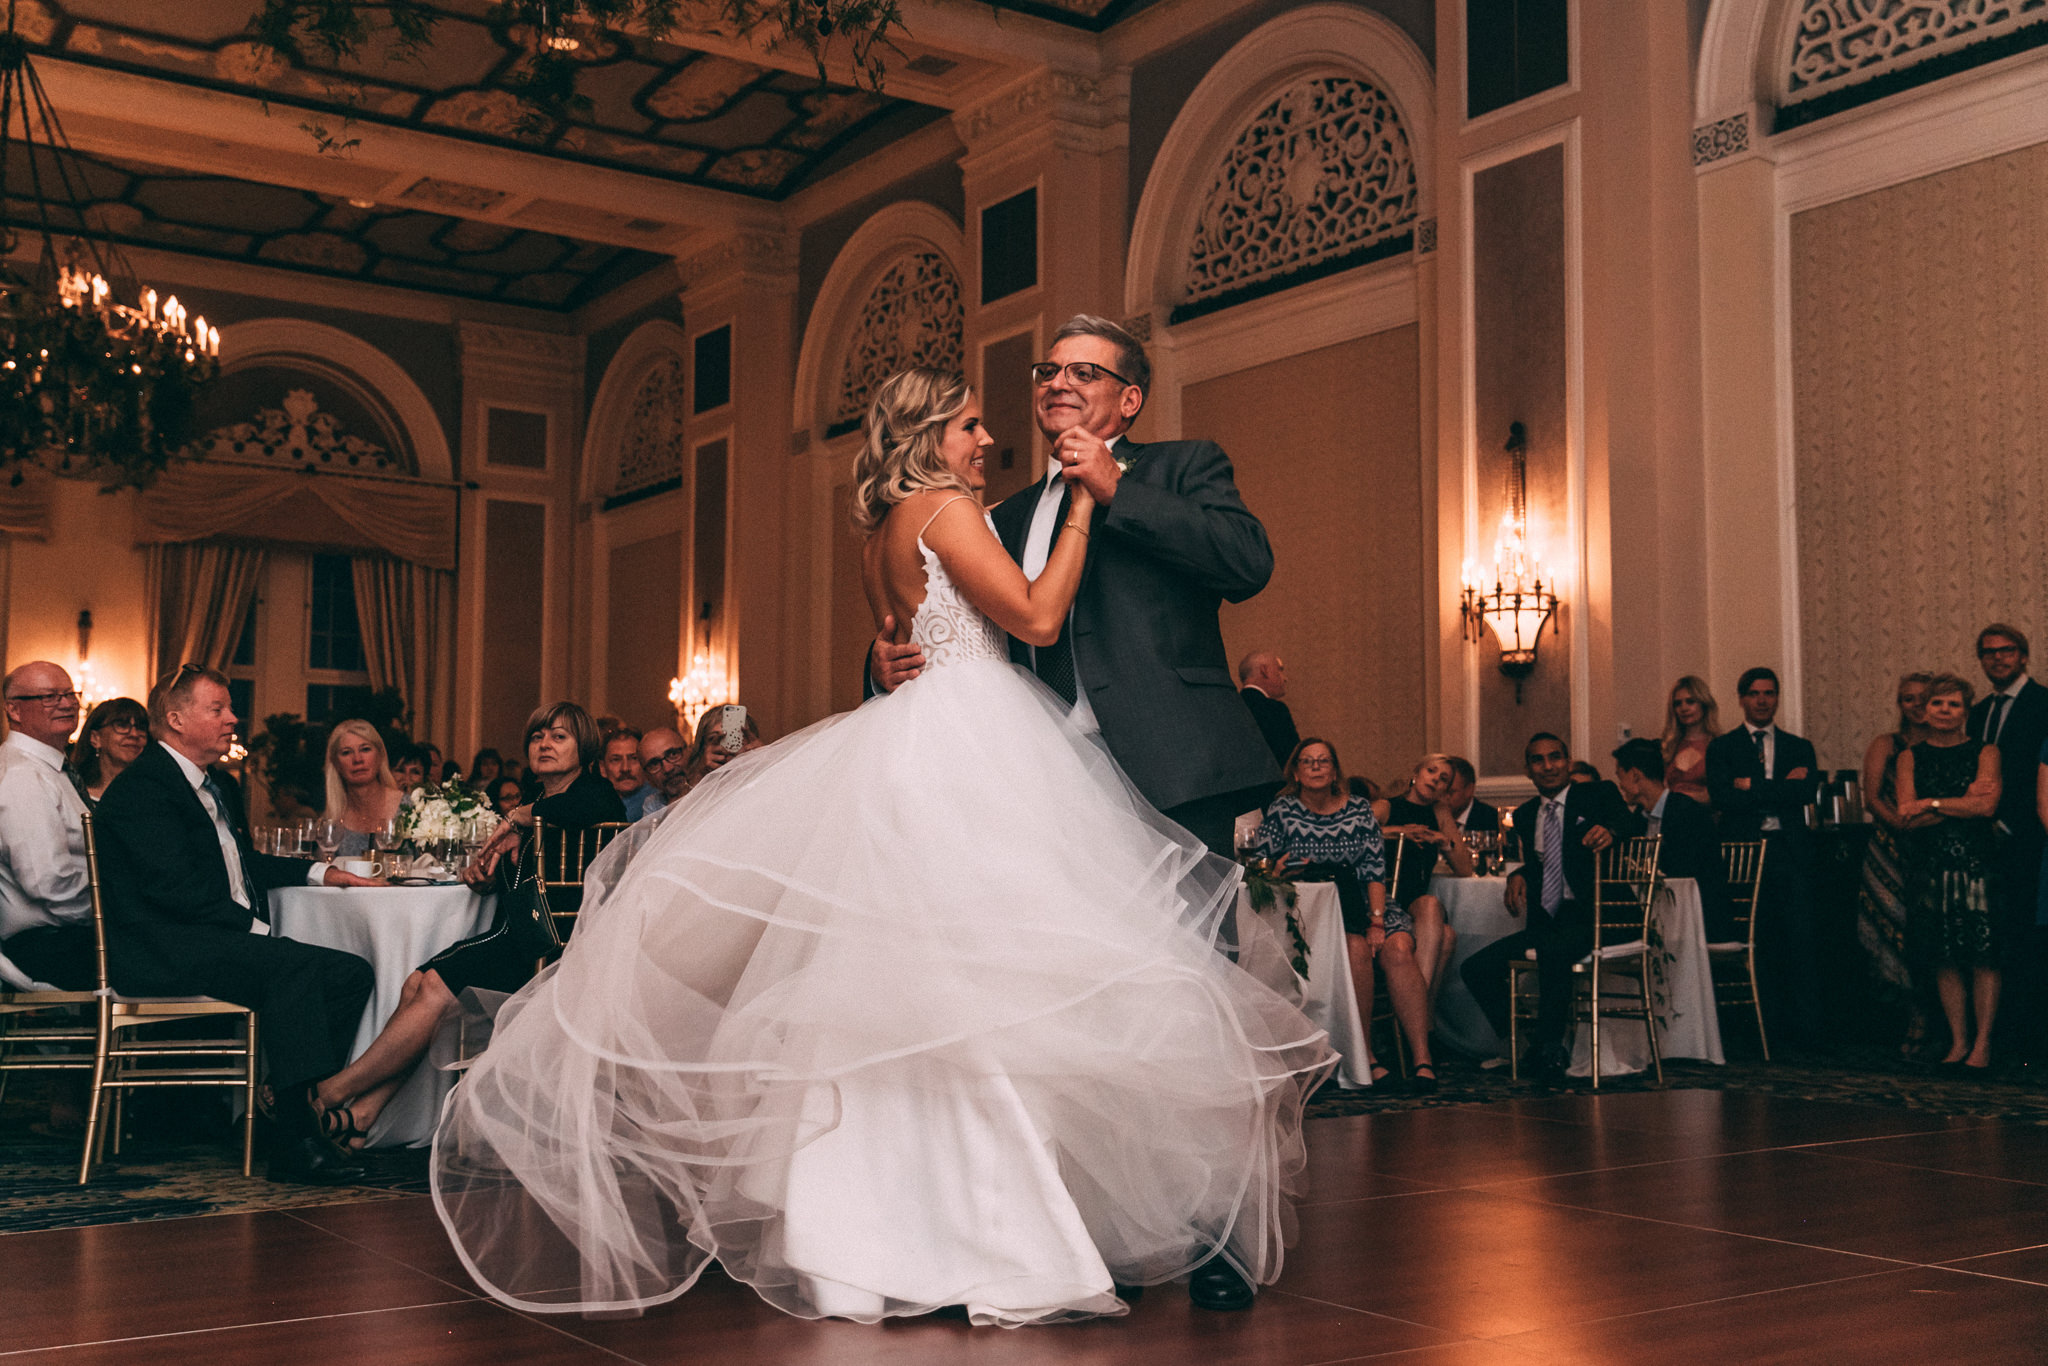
[1249,738,1437,1088]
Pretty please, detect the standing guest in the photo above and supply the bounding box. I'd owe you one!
[1611,738,1735,942]
[1967,623,2048,1064]
[69,696,151,806]
[1247,739,1435,1088]
[1706,666,1823,1048]
[1372,754,1472,1016]
[0,663,94,989]
[468,748,504,791]
[636,726,692,818]
[490,775,524,819]
[1237,652,1300,767]
[601,727,659,821]
[1444,756,1499,834]
[95,665,378,1183]
[325,720,404,857]
[390,745,429,793]
[1660,675,1721,805]
[1460,733,1628,1076]
[1859,673,1934,1054]
[1897,673,2003,1071]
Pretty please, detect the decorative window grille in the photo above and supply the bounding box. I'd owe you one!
[615,354,687,496]
[1785,0,2048,104]
[833,252,964,429]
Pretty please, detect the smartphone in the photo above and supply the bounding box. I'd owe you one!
[716,704,748,755]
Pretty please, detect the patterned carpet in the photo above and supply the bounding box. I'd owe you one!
[3,1049,2040,1235]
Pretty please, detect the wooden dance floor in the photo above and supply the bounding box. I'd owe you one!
[10,1091,2048,1364]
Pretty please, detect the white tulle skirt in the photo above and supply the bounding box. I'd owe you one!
[430,657,1335,1326]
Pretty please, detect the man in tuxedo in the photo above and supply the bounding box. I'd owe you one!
[1969,623,2048,1061]
[1459,733,1629,1075]
[1610,739,1735,942]
[1705,667,1822,1046]
[1445,756,1500,834]
[1236,652,1299,766]
[96,665,379,1184]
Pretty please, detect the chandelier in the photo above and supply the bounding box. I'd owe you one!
[668,607,730,732]
[1461,421,1560,700]
[0,5,220,488]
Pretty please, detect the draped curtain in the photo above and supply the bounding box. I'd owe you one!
[135,462,457,570]
[352,555,456,751]
[144,543,268,685]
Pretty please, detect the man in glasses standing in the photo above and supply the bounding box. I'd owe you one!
[0,662,94,990]
[869,314,1280,1312]
[1969,623,2048,1065]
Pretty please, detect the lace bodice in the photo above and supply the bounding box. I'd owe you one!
[909,525,1009,673]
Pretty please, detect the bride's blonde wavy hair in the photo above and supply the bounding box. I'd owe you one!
[849,368,975,535]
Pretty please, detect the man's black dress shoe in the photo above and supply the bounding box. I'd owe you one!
[267,1133,368,1185]
[1188,1255,1255,1311]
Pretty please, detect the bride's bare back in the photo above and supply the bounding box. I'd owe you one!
[863,486,1093,651]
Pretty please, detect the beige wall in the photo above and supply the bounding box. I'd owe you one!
[1791,140,2048,771]
[5,485,153,707]
[1185,325,1426,790]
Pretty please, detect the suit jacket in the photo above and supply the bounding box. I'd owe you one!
[1457,799,1501,834]
[1705,726,1819,840]
[1969,678,2048,842]
[1238,687,1300,766]
[95,741,317,992]
[1623,791,1735,942]
[989,438,1280,812]
[1507,781,1630,913]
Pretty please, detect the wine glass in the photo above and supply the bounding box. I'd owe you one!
[373,817,399,855]
[315,819,344,863]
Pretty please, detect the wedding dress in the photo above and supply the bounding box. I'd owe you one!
[431,508,1336,1326]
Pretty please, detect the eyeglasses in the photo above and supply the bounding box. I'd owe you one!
[1979,644,2024,659]
[642,746,690,771]
[97,718,147,733]
[1297,756,1335,769]
[1029,361,1134,389]
[8,690,80,706]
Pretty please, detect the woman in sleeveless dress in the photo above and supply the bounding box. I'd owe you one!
[1856,672,1931,1054]
[1373,754,1473,1026]
[431,368,1334,1327]
[1894,672,2002,1071]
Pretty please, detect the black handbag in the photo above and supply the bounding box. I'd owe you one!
[500,835,565,959]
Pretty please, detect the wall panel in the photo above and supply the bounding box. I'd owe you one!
[605,531,682,731]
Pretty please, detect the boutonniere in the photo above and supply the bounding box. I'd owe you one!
[1114,447,1134,474]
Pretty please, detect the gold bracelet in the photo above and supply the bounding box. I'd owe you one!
[1062,522,1090,537]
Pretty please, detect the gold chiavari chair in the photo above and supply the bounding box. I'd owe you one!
[72,811,260,1183]
[529,817,632,965]
[1509,836,1665,1087]
[1709,840,1770,1061]
[1368,836,1410,1081]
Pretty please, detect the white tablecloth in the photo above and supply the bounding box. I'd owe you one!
[1431,873,1725,1078]
[270,885,495,1147]
[1236,883,1372,1088]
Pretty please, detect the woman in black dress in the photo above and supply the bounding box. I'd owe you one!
[311,701,627,1144]
[1372,754,1474,1024]
[1894,673,2003,1071]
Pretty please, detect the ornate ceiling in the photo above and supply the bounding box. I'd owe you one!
[19,0,948,198]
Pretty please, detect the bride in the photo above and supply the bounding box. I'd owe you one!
[431,367,1335,1327]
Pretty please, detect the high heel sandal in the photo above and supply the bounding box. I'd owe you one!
[1409,1063,1439,1092]
[320,1102,368,1150]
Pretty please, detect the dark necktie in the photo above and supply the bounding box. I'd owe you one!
[1032,481,1077,706]
[1988,694,2011,744]
[1751,728,1768,775]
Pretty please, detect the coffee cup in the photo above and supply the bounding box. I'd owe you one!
[337,857,384,878]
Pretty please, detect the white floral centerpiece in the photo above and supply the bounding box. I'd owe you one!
[397,781,499,850]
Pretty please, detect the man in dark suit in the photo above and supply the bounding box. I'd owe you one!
[1459,733,1629,1075]
[96,665,379,1184]
[1236,651,1299,766]
[1969,622,2048,1061]
[1705,666,1822,1047]
[1445,756,1500,835]
[1610,739,1734,942]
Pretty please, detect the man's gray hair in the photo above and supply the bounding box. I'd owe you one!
[1053,314,1151,395]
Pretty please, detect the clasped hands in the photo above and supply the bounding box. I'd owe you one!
[1731,765,1808,792]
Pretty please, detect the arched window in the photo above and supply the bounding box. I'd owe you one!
[613,352,688,499]
[829,250,964,434]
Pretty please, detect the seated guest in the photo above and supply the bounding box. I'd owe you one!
[636,725,692,818]
[69,696,151,807]
[682,706,765,789]
[1860,672,1933,1055]
[1444,755,1499,834]
[0,663,94,989]
[1610,738,1735,942]
[1237,651,1299,766]
[1372,755,1472,1016]
[1896,673,2003,1070]
[490,774,524,818]
[325,720,404,857]
[1569,760,1601,785]
[468,747,504,791]
[601,726,659,821]
[309,702,627,1143]
[390,744,429,793]
[419,742,448,785]
[1248,738,1437,1088]
[1459,733,1629,1076]
[95,665,378,1183]
[1660,675,1721,804]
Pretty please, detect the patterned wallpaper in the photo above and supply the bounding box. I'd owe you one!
[1791,140,2048,771]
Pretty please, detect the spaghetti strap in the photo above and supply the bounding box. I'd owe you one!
[913,494,976,543]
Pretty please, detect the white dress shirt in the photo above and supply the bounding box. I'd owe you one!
[1645,789,1670,837]
[0,731,91,939]
[1019,435,1118,733]
[159,742,326,934]
[1985,674,2030,745]
[1743,724,1780,831]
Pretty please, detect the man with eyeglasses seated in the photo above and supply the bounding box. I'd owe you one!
[636,725,693,819]
[0,662,95,990]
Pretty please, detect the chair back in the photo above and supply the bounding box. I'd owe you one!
[81,809,113,994]
[531,818,630,941]
[1594,835,1663,945]
[1383,834,1406,905]
[1719,839,1768,948]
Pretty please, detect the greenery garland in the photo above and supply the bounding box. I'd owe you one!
[1242,856,1311,979]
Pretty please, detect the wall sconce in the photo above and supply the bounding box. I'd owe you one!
[1461,421,1560,701]
[73,609,108,715]
[668,602,729,732]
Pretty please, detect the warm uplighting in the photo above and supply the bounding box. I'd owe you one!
[1461,421,1559,700]
[669,643,729,732]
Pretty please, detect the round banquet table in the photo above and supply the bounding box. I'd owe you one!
[269,884,495,1147]
[1235,882,1372,1088]
[1431,872,1725,1078]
